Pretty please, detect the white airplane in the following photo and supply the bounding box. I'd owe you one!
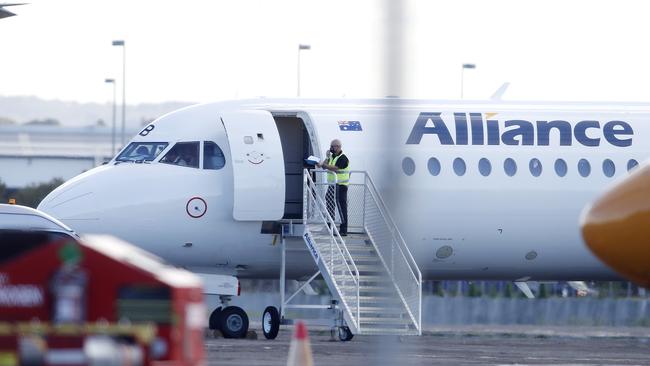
[37,98,650,339]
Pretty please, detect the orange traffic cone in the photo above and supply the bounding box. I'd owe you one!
[287,321,314,366]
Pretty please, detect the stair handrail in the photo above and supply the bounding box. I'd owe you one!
[363,171,422,283]
[351,170,422,334]
[303,169,360,330]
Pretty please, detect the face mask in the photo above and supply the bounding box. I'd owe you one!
[330,147,336,153]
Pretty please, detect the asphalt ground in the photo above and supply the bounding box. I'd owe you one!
[205,325,650,365]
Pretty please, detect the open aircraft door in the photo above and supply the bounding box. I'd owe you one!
[220,110,285,221]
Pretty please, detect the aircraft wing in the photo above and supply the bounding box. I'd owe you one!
[0,3,25,19]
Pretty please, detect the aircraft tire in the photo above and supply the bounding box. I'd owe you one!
[208,306,222,330]
[338,326,354,342]
[219,306,249,339]
[262,306,280,339]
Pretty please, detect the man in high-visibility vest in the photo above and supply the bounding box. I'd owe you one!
[317,139,350,236]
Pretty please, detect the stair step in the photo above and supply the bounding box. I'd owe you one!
[349,253,379,260]
[311,239,372,249]
[357,327,419,335]
[312,240,373,249]
[359,306,409,314]
[356,275,391,282]
[332,264,384,272]
[359,313,409,320]
[338,283,394,290]
[340,266,381,273]
[314,251,376,262]
[311,231,368,237]
[308,230,370,239]
[338,285,395,294]
[350,295,402,304]
[360,317,413,325]
[337,280,392,288]
[343,245,375,252]
[307,227,366,235]
[324,251,377,259]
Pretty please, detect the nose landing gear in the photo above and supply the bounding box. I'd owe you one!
[209,303,250,339]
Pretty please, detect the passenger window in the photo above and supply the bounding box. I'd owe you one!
[160,142,199,168]
[555,159,567,177]
[578,159,591,177]
[627,159,639,172]
[602,159,615,177]
[529,158,542,177]
[116,142,168,162]
[504,158,517,177]
[453,158,466,176]
[478,158,491,176]
[427,157,441,176]
[402,157,415,176]
[203,141,226,170]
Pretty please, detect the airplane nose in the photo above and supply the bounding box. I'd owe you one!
[37,166,110,221]
[581,163,650,287]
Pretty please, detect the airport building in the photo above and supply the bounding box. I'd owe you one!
[0,125,134,188]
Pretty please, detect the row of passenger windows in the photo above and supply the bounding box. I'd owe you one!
[117,141,226,170]
[402,157,640,178]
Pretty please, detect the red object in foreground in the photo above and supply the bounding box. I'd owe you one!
[294,321,308,340]
[0,233,205,366]
[287,321,313,366]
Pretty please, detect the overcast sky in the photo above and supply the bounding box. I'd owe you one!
[2,0,650,105]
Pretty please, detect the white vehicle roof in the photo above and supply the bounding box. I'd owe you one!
[0,204,78,236]
[81,234,203,288]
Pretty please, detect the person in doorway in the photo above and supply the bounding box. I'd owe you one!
[316,139,350,236]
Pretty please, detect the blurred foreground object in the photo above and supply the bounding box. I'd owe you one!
[0,232,205,365]
[287,321,313,366]
[0,204,78,238]
[581,163,650,287]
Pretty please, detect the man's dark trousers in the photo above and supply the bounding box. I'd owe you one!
[326,184,348,234]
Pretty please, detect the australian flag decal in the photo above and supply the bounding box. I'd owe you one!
[338,120,362,131]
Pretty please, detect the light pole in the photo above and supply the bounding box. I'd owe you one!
[297,44,311,97]
[460,63,476,99]
[112,40,126,147]
[104,78,116,156]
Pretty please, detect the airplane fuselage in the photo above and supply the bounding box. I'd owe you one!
[38,99,650,281]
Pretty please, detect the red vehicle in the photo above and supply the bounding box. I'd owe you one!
[0,231,205,366]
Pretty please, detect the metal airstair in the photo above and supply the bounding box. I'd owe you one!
[302,169,422,336]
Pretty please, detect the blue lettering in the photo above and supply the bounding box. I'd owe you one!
[406,112,634,147]
[502,120,534,145]
[574,121,601,147]
[487,120,500,145]
[454,113,468,145]
[537,120,572,146]
[406,112,454,145]
[470,113,484,145]
[604,121,633,147]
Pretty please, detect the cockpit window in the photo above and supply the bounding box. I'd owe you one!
[160,142,200,168]
[203,141,226,170]
[116,142,168,162]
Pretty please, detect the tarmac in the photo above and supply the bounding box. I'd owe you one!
[205,324,650,365]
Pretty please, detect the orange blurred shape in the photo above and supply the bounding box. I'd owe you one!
[287,321,313,366]
[581,163,650,287]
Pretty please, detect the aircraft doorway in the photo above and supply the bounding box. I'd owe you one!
[272,114,316,220]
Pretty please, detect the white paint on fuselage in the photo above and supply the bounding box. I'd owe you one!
[39,98,650,281]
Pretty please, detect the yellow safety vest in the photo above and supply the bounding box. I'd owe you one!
[327,153,350,185]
